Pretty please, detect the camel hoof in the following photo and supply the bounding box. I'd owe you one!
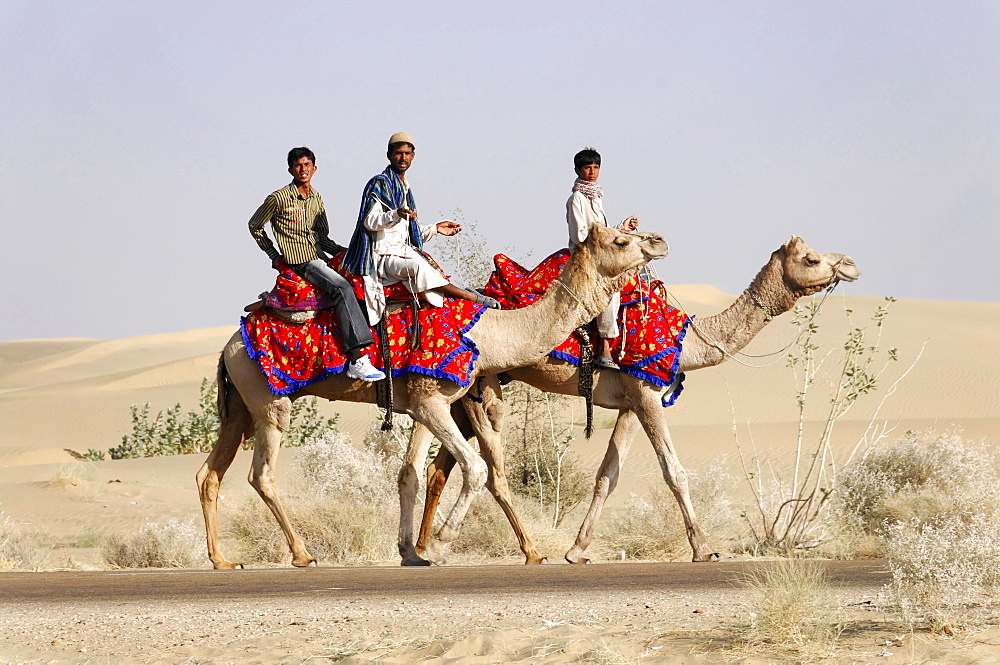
[401,557,432,567]
[525,556,547,565]
[424,540,449,566]
[692,552,720,562]
[212,561,242,570]
[292,557,317,568]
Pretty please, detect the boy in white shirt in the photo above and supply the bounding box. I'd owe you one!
[566,148,639,370]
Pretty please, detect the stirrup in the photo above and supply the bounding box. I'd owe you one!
[595,355,620,371]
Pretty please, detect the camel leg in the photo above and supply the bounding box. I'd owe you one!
[462,382,545,564]
[411,399,488,565]
[196,371,253,570]
[566,409,641,563]
[397,421,436,566]
[631,388,714,562]
[247,397,316,567]
[414,400,474,557]
[415,445,457,556]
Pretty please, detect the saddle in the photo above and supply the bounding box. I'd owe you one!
[244,254,435,337]
[243,254,462,429]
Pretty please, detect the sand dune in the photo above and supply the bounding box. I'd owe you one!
[1,287,998,663]
[0,288,997,560]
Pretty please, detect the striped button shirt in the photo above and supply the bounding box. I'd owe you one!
[248,183,345,265]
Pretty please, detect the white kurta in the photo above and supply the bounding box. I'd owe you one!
[361,181,448,322]
[566,190,621,339]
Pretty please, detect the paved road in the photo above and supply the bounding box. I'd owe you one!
[1,560,889,604]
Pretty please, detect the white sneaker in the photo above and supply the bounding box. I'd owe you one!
[346,355,386,382]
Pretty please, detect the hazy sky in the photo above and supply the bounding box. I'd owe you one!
[2,1,997,341]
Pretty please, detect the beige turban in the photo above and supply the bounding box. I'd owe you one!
[388,132,414,148]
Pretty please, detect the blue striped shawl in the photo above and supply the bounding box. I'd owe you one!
[342,166,422,276]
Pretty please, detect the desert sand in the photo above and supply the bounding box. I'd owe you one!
[1,286,998,663]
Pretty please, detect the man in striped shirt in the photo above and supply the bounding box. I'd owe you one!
[248,147,385,382]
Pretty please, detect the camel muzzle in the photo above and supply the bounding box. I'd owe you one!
[636,232,669,260]
[834,256,860,283]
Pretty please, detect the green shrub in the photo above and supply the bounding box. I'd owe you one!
[738,297,909,555]
[109,378,221,458]
[108,378,338,459]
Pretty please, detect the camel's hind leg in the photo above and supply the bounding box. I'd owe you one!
[247,395,316,567]
[630,390,714,562]
[415,445,456,556]
[409,395,487,565]
[462,379,544,564]
[413,401,474,557]
[416,384,545,564]
[196,357,253,570]
[566,409,641,563]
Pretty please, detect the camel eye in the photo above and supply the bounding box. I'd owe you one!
[805,256,820,266]
[615,239,629,248]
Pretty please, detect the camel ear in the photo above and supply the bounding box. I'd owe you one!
[785,235,803,249]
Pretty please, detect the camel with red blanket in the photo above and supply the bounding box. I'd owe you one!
[196,224,667,569]
[412,236,859,564]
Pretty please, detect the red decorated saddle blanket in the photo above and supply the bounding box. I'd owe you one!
[265,253,436,311]
[241,255,484,396]
[482,249,690,406]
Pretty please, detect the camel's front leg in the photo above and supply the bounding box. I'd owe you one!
[631,389,714,562]
[196,386,252,570]
[398,422,436,566]
[248,398,315,567]
[462,380,545,564]
[411,400,488,565]
[566,409,641,563]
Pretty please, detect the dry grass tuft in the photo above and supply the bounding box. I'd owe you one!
[837,429,1000,545]
[831,429,1000,631]
[225,430,398,564]
[447,494,523,559]
[101,518,202,568]
[0,511,44,570]
[598,459,735,560]
[581,641,637,664]
[884,516,1000,632]
[742,559,841,654]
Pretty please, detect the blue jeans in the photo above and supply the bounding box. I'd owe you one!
[291,260,374,353]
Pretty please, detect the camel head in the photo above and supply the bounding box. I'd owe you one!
[777,235,859,297]
[578,223,669,279]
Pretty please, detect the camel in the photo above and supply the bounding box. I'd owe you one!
[410,236,859,564]
[196,224,668,569]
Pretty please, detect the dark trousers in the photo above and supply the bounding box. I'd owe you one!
[291,259,374,353]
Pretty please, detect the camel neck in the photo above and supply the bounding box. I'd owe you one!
[678,255,795,372]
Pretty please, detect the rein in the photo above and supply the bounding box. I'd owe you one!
[663,269,845,370]
[554,278,588,310]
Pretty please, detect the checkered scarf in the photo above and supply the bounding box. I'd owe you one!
[572,178,603,200]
